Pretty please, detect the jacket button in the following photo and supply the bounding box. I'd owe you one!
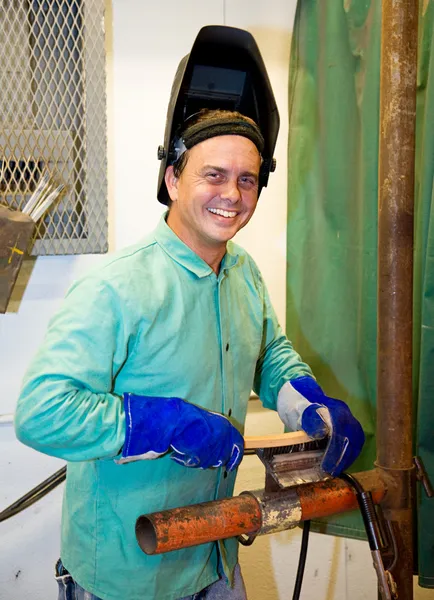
[228,409,232,417]
[226,343,229,351]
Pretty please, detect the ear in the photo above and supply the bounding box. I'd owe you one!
[165,166,179,203]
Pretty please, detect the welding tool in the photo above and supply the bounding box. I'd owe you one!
[247,434,330,489]
[245,412,334,490]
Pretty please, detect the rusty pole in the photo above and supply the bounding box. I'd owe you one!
[377,1,418,598]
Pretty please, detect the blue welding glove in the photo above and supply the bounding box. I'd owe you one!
[117,393,244,471]
[277,376,365,476]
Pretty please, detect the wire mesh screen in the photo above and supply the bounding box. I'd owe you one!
[0,0,108,255]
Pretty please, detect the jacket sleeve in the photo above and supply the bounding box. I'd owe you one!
[14,276,131,462]
[253,271,313,410]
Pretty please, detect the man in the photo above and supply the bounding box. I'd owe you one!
[14,29,364,600]
[15,107,364,600]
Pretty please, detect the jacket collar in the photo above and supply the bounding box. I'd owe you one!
[154,213,240,278]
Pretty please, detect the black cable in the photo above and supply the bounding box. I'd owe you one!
[292,519,310,600]
[340,472,386,552]
[290,473,372,600]
[340,472,364,495]
[0,466,66,523]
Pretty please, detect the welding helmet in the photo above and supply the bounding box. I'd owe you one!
[157,25,280,205]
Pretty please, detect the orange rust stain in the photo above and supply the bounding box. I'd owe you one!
[298,473,387,521]
[150,495,261,553]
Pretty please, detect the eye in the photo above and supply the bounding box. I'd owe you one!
[205,171,224,183]
[239,176,257,189]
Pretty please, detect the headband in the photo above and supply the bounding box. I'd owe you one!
[171,117,265,163]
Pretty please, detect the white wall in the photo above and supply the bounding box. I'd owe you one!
[1,1,432,599]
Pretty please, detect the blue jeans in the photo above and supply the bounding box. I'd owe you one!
[55,559,247,600]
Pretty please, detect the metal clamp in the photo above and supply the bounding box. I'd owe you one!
[237,532,258,546]
[414,456,434,498]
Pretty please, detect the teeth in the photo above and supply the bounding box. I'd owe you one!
[208,208,237,218]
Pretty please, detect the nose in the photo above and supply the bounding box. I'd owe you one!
[220,178,241,204]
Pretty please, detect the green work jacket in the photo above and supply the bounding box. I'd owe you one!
[15,215,312,600]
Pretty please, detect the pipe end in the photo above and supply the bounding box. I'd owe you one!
[136,516,158,555]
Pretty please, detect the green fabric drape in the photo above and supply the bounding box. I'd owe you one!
[286,0,434,587]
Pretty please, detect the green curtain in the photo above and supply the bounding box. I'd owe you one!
[286,0,434,587]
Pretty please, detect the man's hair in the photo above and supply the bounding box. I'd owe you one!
[172,109,261,179]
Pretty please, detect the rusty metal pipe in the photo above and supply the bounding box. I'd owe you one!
[136,495,262,555]
[136,469,388,555]
[377,1,418,598]
[377,1,417,476]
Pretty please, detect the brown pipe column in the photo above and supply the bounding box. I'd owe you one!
[377,1,418,598]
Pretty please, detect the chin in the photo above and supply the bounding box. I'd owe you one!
[213,230,238,244]
[215,221,241,235]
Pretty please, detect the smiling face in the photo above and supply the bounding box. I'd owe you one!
[165,135,261,270]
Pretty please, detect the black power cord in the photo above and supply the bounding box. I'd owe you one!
[292,519,311,600]
[340,472,386,552]
[0,466,66,523]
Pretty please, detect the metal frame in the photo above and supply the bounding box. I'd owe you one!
[0,0,108,256]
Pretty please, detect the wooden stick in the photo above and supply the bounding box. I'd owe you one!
[244,430,313,450]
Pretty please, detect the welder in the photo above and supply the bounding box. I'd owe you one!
[14,26,364,600]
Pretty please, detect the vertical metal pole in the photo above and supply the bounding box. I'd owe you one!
[377,1,418,598]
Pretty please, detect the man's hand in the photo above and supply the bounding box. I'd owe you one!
[118,393,244,471]
[277,377,365,476]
